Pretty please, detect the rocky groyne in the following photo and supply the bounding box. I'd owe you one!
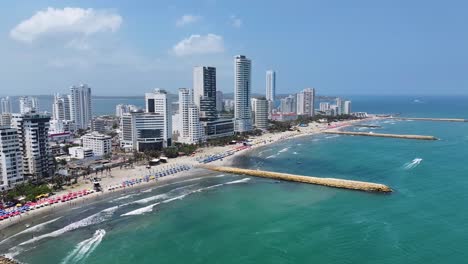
[324,131,438,140]
[391,117,467,122]
[199,165,392,193]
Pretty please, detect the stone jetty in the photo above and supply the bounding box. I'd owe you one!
[199,165,392,193]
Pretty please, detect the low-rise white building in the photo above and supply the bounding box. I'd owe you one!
[68,146,94,159]
[81,132,112,157]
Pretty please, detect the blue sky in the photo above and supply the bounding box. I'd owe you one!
[1,0,468,96]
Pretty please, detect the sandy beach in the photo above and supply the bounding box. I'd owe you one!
[0,117,374,231]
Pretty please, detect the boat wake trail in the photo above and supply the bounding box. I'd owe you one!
[121,178,251,216]
[61,229,106,264]
[404,158,423,170]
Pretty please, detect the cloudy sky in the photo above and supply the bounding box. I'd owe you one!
[1,0,468,96]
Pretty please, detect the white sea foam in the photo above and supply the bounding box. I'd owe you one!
[215,174,226,178]
[121,178,250,217]
[19,206,117,246]
[404,158,423,169]
[266,154,277,159]
[293,152,298,155]
[0,217,62,244]
[325,135,339,139]
[111,193,138,202]
[132,193,169,205]
[225,178,251,185]
[278,147,289,153]
[61,229,106,264]
[141,188,153,193]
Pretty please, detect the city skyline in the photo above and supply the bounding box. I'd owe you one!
[1,1,468,96]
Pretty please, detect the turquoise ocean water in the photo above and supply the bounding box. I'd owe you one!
[1,96,467,263]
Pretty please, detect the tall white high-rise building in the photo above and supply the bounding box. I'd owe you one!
[187,105,203,144]
[193,66,217,121]
[0,127,23,191]
[145,89,172,146]
[0,97,12,114]
[234,55,252,132]
[70,84,92,129]
[178,88,203,144]
[178,88,192,140]
[252,98,269,130]
[52,93,71,121]
[343,101,352,115]
[19,96,39,114]
[266,70,276,102]
[11,113,54,179]
[335,97,343,115]
[296,88,315,117]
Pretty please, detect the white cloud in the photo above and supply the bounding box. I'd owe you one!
[172,34,224,56]
[230,15,242,28]
[10,7,122,43]
[176,15,202,27]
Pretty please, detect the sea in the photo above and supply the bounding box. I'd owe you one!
[1,95,468,264]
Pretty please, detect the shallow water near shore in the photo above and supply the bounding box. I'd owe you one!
[2,96,468,263]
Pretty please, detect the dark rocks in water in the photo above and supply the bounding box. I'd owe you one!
[0,256,18,264]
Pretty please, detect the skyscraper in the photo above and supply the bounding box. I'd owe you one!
[178,88,203,144]
[52,93,71,121]
[296,88,316,117]
[335,97,343,115]
[11,113,54,179]
[19,96,39,114]
[266,70,276,102]
[343,101,352,115]
[145,89,172,146]
[193,66,217,121]
[70,84,92,129]
[0,127,23,191]
[234,55,252,132]
[0,97,12,114]
[178,88,192,140]
[187,105,203,144]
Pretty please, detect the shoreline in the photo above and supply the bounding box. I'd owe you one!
[0,117,375,231]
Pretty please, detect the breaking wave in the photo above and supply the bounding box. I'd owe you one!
[61,229,106,264]
[278,148,289,153]
[110,193,139,202]
[121,178,251,217]
[0,217,62,244]
[19,206,117,246]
